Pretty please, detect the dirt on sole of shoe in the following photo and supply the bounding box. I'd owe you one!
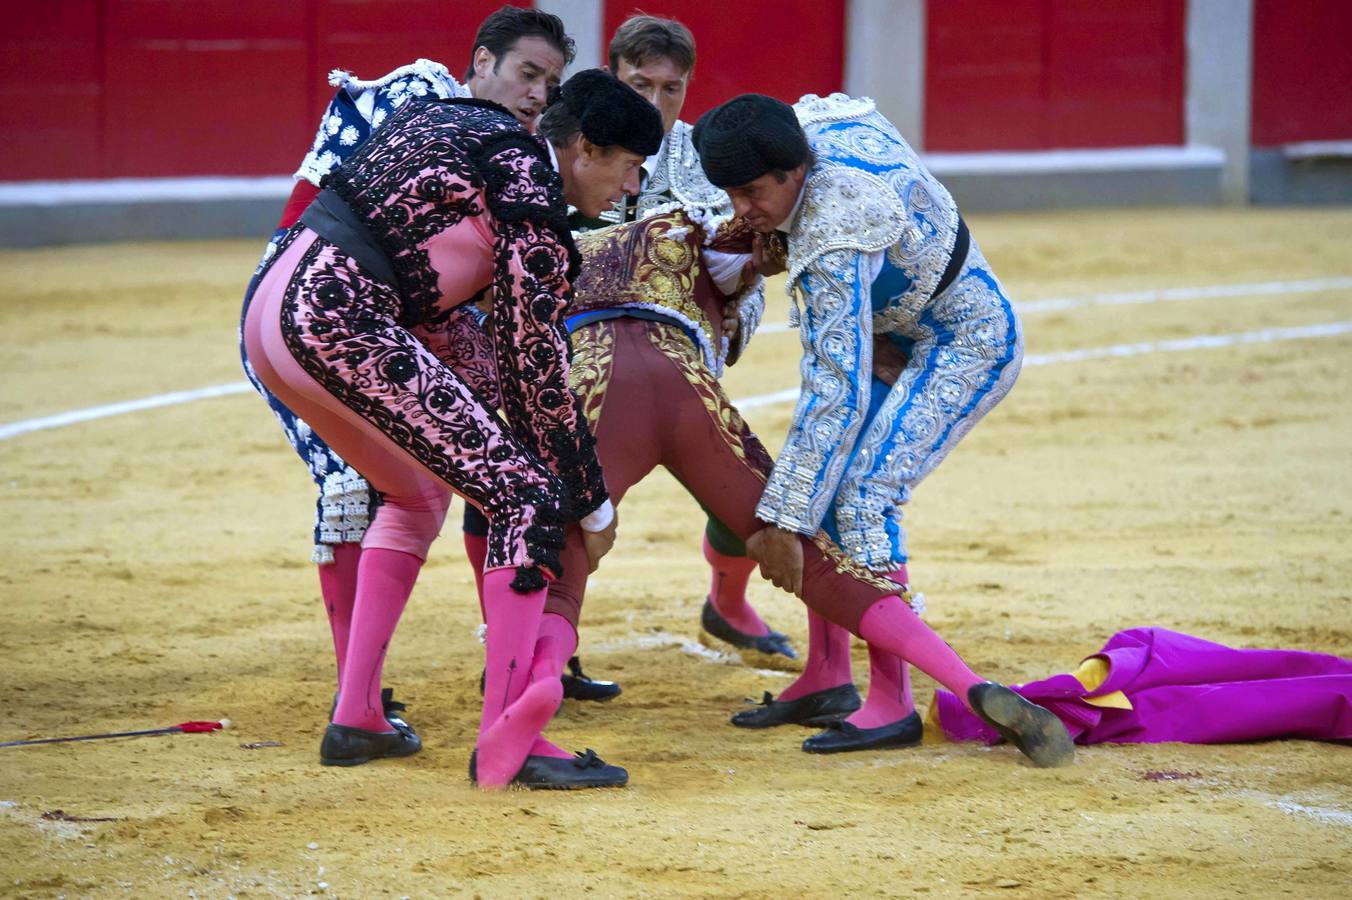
[971,685,1075,768]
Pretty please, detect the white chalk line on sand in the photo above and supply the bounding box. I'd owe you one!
[755,275,1352,335]
[3,276,1351,441]
[1267,798,1352,828]
[591,631,791,678]
[735,320,1352,411]
[0,381,255,440]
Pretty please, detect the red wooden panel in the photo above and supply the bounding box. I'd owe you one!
[603,0,845,124]
[314,0,527,89]
[925,0,1045,150]
[1251,0,1352,145]
[1043,0,1184,147]
[102,0,311,177]
[0,0,104,179]
[927,0,1185,152]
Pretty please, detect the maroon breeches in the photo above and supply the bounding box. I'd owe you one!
[545,317,897,631]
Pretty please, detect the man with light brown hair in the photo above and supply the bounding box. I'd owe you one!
[605,14,795,662]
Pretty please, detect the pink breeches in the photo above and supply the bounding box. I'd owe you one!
[242,228,560,571]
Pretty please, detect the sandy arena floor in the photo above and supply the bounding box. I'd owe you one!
[1,206,1350,898]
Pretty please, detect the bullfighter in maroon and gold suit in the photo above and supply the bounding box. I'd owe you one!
[539,208,907,693]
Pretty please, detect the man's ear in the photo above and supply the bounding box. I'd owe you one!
[472,46,494,80]
[577,136,601,162]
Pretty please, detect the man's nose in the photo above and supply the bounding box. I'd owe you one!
[731,195,752,217]
[622,168,642,196]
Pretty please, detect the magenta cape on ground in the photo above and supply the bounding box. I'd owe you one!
[933,628,1352,744]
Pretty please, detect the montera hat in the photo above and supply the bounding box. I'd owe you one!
[555,69,663,158]
[693,93,809,187]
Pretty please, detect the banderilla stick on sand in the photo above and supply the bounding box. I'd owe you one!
[0,719,231,749]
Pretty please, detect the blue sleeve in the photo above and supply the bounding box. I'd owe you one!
[755,249,873,534]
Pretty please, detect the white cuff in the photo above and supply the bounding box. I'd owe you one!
[580,498,615,533]
[703,249,751,295]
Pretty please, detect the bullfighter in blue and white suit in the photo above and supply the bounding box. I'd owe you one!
[692,93,1062,766]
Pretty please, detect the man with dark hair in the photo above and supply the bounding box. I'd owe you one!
[240,4,579,742]
[689,92,1073,767]
[462,4,574,83]
[459,12,789,681]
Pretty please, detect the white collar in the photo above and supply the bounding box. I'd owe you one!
[644,129,672,176]
[776,176,809,233]
[545,140,579,217]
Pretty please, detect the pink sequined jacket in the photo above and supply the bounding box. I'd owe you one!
[317,97,607,526]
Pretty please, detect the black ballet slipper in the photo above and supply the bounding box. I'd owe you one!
[801,712,924,754]
[319,723,422,767]
[730,682,861,728]
[469,748,628,790]
[479,656,623,702]
[329,687,417,736]
[561,656,623,702]
[701,598,798,660]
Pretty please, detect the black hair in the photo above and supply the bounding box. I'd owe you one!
[463,5,575,81]
[693,94,812,188]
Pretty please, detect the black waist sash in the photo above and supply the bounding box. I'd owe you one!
[299,188,398,287]
[931,215,970,299]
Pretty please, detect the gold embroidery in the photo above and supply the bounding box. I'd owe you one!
[567,320,615,429]
[572,212,718,363]
[809,532,906,595]
[646,321,899,597]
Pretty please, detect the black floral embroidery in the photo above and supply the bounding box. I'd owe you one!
[268,98,606,588]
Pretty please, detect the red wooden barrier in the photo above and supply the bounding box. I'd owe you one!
[1250,0,1352,146]
[925,0,1185,152]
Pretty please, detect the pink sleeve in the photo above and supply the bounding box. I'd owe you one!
[480,137,608,519]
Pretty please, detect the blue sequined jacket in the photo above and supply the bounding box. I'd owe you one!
[756,94,1021,567]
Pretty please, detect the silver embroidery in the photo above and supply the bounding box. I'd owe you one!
[637,121,729,218]
[733,277,765,362]
[789,93,961,336]
[834,243,1023,567]
[768,93,1020,568]
[785,166,907,288]
[756,250,872,534]
[315,468,373,563]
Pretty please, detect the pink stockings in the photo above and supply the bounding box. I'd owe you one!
[849,568,915,728]
[857,595,983,706]
[527,614,578,760]
[475,570,566,788]
[317,542,362,687]
[778,610,854,702]
[703,535,768,636]
[779,566,982,722]
[469,524,573,765]
[330,548,423,733]
[463,530,488,621]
